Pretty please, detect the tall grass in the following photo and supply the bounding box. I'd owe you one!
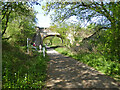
[2,41,49,88]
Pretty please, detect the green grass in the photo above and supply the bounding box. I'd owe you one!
[2,41,49,88]
[55,47,72,55]
[55,47,120,81]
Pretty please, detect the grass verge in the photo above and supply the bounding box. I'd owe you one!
[2,41,49,88]
[55,47,120,81]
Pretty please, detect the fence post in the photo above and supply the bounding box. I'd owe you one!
[27,38,31,54]
[27,38,29,54]
[43,47,45,57]
[39,44,42,52]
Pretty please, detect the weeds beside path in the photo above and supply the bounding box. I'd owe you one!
[2,41,49,88]
[46,49,120,89]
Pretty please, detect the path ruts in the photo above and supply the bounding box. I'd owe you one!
[46,49,120,89]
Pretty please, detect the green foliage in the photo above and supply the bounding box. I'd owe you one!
[50,22,70,39]
[52,37,62,45]
[55,47,120,81]
[50,22,80,47]
[44,36,62,46]
[2,2,49,89]
[43,1,120,61]
[43,1,120,27]
[2,2,37,46]
[43,37,54,46]
[2,41,49,88]
[55,47,72,55]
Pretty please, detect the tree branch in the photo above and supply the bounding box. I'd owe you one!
[2,36,12,40]
[2,5,12,36]
[2,3,12,20]
[82,27,110,42]
[81,2,113,24]
[100,3,114,23]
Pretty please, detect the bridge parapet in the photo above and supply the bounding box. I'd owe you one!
[34,26,63,46]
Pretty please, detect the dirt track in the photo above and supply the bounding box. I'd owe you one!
[46,49,120,89]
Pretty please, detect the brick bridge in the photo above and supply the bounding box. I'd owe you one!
[32,27,63,47]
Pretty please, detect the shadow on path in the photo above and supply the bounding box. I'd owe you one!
[46,49,120,89]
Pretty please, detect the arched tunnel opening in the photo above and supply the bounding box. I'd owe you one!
[43,35,63,49]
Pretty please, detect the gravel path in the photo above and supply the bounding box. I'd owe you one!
[46,49,120,89]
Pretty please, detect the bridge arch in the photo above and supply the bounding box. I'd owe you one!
[33,26,64,47]
[43,35,63,44]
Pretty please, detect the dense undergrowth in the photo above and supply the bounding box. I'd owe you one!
[2,41,49,88]
[55,47,120,81]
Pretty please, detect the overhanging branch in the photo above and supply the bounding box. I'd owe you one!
[2,5,12,36]
[82,27,110,42]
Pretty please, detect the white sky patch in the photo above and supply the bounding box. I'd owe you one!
[67,16,91,28]
[81,20,90,28]
[33,2,51,28]
[67,16,79,23]
[36,13,51,27]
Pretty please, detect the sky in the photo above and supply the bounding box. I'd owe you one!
[33,1,111,28]
[33,1,79,28]
[33,3,91,28]
[33,3,51,28]
[33,1,95,28]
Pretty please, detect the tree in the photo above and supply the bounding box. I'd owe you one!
[2,1,41,37]
[43,1,120,60]
[2,2,41,46]
[43,1,119,28]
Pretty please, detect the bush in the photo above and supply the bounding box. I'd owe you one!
[2,41,49,88]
